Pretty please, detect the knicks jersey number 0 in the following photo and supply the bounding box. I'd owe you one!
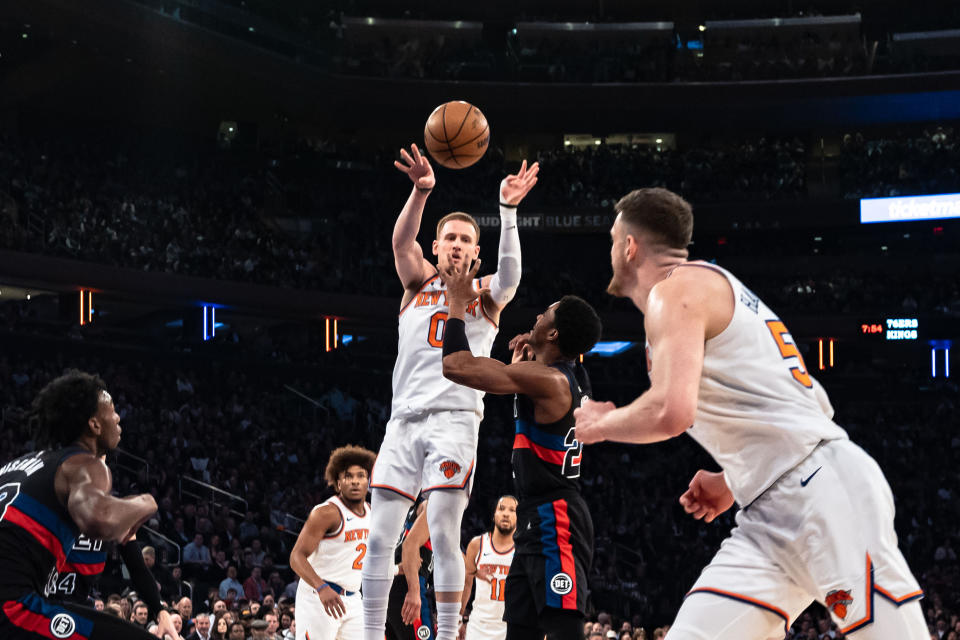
[428,312,447,348]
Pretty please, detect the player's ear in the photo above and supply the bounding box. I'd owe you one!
[625,234,639,261]
[472,245,480,259]
[88,415,101,436]
[432,239,440,256]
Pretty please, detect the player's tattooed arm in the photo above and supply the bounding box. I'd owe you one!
[393,143,436,291]
[289,504,346,618]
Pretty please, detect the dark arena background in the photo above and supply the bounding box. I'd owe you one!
[1,0,958,638]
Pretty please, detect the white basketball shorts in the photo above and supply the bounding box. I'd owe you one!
[681,439,922,635]
[295,584,362,640]
[371,410,479,500]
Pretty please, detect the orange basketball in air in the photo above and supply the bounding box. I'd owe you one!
[423,101,490,169]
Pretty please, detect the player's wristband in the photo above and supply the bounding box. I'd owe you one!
[315,581,328,592]
[417,186,433,192]
[499,201,518,209]
[442,318,470,356]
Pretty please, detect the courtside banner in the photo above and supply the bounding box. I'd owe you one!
[860,193,960,224]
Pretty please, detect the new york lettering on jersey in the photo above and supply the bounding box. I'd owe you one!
[670,262,848,507]
[392,273,499,419]
[306,496,371,593]
[472,532,513,623]
[0,447,86,600]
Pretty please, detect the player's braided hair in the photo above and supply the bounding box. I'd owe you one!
[324,445,377,488]
[32,369,107,449]
[553,295,602,359]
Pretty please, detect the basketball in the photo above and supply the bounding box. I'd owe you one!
[423,101,490,169]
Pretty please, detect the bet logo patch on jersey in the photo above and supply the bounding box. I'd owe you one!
[50,613,76,639]
[416,624,432,639]
[825,589,853,619]
[439,460,461,479]
[550,572,573,595]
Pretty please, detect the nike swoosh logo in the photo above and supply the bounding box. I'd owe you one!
[506,225,517,230]
[801,467,822,487]
[346,517,355,521]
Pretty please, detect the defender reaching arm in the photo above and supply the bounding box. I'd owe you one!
[399,508,430,625]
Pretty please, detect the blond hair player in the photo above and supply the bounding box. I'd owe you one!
[362,144,538,640]
[290,446,376,640]
[460,496,517,640]
[574,188,926,639]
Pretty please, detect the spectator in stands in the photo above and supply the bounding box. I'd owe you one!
[244,566,268,602]
[211,615,229,640]
[239,511,259,542]
[187,612,213,640]
[219,566,244,600]
[185,533,213,567]
[132,600,150,628]
[263,611,281,640]
[227,621,246,640]
[176,596,194,634]
[249,539,266,567]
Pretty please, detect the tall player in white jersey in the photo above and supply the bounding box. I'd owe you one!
[362,144,539,640]
[459,496,517,640]
[575,188,926,640]
[290,445,376,640]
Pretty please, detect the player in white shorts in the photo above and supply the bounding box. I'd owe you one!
[362,144,539,640]
[575,188,926,640]
[290,446,376,640]
[460,496,517,640]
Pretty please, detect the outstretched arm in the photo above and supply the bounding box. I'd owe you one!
[441,260,562,398]
[393,144,436,290]
[574,271,709,445]
[482,161,539,310]
[60,455,157,543]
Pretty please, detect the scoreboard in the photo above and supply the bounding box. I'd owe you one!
[859,318,919,341]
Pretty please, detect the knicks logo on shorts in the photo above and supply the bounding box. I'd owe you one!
[439,460,461,479]
[826,589,853,619]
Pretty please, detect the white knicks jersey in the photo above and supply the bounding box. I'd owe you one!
[470,533,514,628]
[664,262,848,507]
[391,271,499,420]
[301,496,370,593]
